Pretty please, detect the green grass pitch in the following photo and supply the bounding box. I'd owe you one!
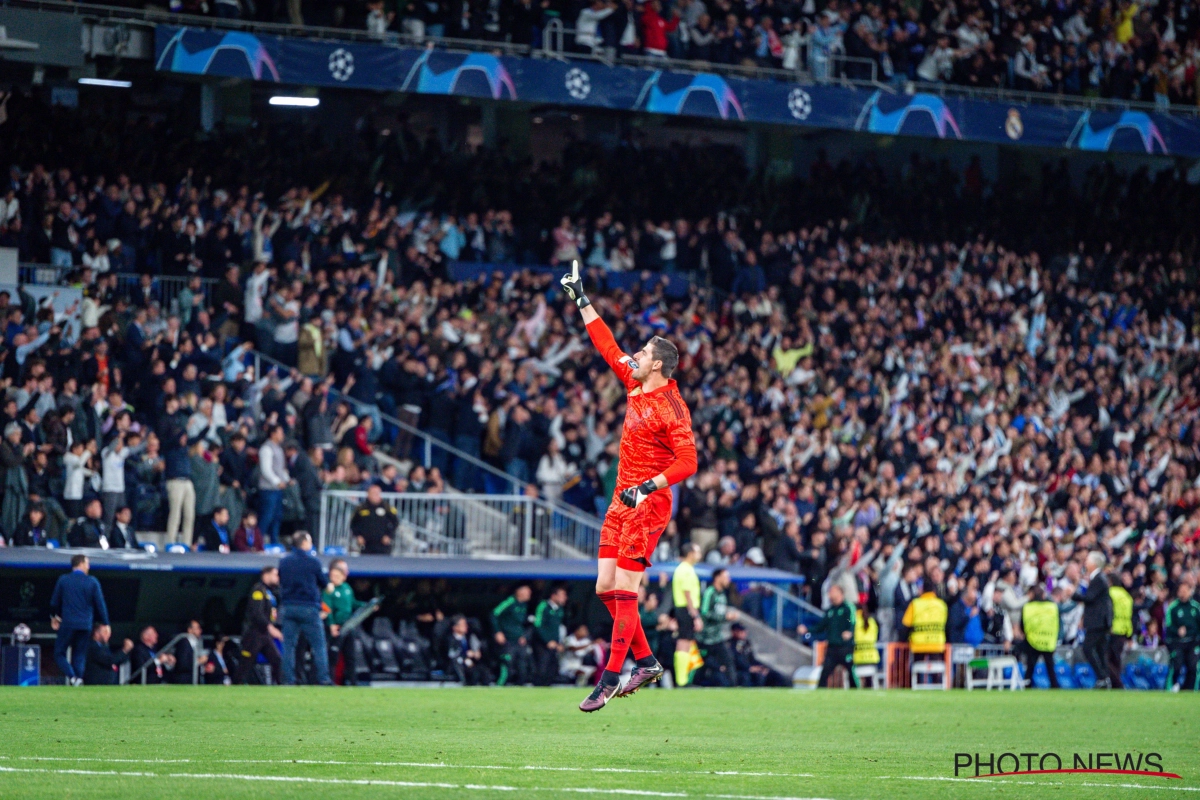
[0,688,1196,799]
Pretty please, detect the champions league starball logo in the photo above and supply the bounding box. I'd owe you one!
[787,87,812,120]
[564,68,591,100]
[328,48,355,81]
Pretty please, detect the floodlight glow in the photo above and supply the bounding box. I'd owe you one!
[269,95,319,107]
[78,78,132,88]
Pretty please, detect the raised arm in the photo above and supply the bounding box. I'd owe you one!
[560,268,637,385]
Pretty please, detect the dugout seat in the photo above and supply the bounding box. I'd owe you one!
[369,617,403,678]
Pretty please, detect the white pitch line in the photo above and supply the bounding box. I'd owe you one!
[0,764,836,800]
[5,755,812,779]
[880,776,1200,792]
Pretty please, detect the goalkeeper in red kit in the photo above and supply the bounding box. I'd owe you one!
[560,268,697,712]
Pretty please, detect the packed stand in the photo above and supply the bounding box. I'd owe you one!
[149,0,1200,105]
[1,133,1197,691]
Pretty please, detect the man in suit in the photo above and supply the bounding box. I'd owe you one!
[1072,551,1114,689]
[170,619,207,684]
[130,625,176,684]
[195,506,232,552]
[83,622,134,685]
[49,554,110,685]
[108,506,139,550]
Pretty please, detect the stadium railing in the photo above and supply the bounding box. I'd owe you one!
[14,0,1200,119]
[318,489,600,558]
[754,581,824,636]
[18,263,217,316]
[252,350,609,537]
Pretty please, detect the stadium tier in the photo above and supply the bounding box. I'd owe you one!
[0,0,1198,720]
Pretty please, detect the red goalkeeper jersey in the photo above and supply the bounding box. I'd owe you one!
[585,317,697,491]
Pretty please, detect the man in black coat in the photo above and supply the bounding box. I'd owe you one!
[66,499,107,548]
[285,440,323,537]
[1072,551,1114,689]
[83,623,133,685]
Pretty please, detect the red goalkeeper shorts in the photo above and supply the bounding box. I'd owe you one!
[598,490,672,572]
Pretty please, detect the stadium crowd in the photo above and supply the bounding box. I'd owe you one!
[0,94,1198,686]
[156,0,1200,104]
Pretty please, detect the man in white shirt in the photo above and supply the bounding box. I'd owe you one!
[257,424,291,545]
[101,430,146,528]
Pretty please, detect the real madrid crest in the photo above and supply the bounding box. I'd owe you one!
[1005,108,1024,141]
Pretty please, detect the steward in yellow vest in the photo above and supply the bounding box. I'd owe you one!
[1017,585,1060,688]
[1110,584,1134,638]
[902,590,947,654]
[1107,578,1134,689]
[854,608,880,666]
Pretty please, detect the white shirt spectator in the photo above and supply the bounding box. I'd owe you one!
[244,267,271,324]
[63,450,94,501]
[101,439,144,493]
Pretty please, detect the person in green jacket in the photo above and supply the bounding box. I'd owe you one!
[532,585,568,685]
[799,584,858,688]
[1165,581,1200,692]
[696,568,739,686]
[492,585,534,686]
[322,559,367,685]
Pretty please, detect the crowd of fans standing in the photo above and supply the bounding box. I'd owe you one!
[0,98,1196,671]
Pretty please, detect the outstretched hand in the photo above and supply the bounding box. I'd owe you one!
[559,270,590,309]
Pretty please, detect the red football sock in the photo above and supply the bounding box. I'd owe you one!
[605,591,639,673]
[629,610,652,661]
[598,591,618,621]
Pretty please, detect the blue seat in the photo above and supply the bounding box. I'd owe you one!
[1032,661,1050,689]
[1053,661,1076,689]
[1073,662,1096,689]
[141,543,158,554]
[323,546,347,556]
[165,543,190,554]
[264,544,285,554]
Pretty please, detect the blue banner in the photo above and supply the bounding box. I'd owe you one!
[156,25,1200,157]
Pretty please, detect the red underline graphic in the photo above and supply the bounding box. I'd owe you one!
[967,769,1182,780]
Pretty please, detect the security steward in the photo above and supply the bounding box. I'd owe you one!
[853,605,880,676]
[235,565,283,684]
[901,568,948,669]
[351,483,398,555]
[1108,571,1134,689]
[532,585,568,685]
[800,584,858,688]
[671,543,703,686]
[1165,581,1200,691]
[1018,584,1060,688]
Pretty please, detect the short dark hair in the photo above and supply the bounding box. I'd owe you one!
[649,336,679,379]
[712,567,729,582]
[70,554,88,568]
[260,565,277,578]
